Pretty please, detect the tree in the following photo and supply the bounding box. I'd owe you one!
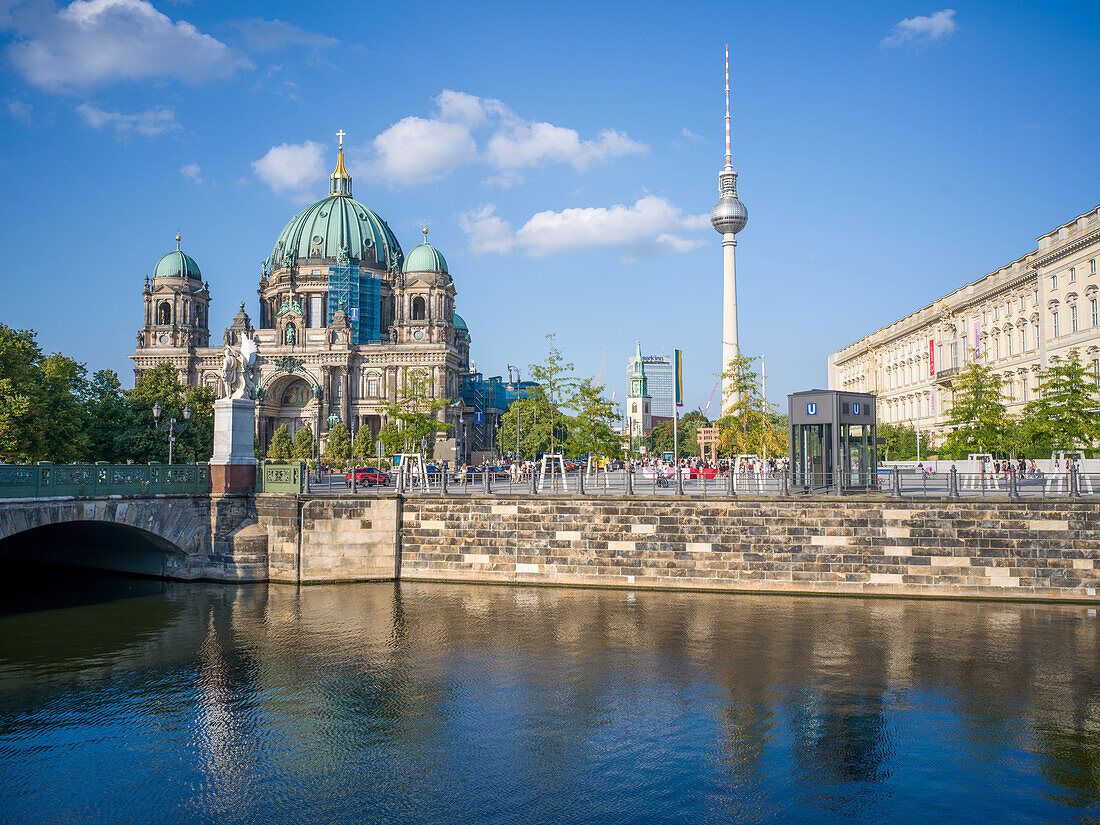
[646,410,710,458]
[715,350,781,457]
[940,352,1007,458]
[115,362,215,464]
[1024,348,1100,453]
[377,421,403,459]
[877,423,919,461]
[292,426,315,462]
[496,386,564,460]
[268,425,293,460]
[352,424,374,460]
[566,377,621,460]
[0,324,90,462]
[325,422,351,463]
[85,369,126,463]
[383,367,452,458]
[528,334,575,455]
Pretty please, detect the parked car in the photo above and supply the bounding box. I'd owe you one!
[345,467,390,487]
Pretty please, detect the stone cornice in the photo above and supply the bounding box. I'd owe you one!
[1030,227,1100,270]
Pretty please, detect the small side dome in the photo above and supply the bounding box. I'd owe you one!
[403,227,449,274]
[453,313,468,331]
[154,249,202,280]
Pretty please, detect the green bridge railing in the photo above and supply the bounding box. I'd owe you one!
[256,461,304,494]
[0,463,210,498]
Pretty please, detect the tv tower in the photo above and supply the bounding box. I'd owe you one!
[710,44,748,415]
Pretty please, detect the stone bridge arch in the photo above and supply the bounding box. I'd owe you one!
[0,496,216,579]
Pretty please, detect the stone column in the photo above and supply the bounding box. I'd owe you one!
[211,396,257,493]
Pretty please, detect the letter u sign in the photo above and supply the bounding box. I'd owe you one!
[807,403,817,415]
[853,403,861,415]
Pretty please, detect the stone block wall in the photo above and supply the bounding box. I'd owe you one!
[398,496,1100,602]
[257,494,400,583]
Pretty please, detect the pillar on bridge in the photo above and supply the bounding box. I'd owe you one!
[211,397,257,493]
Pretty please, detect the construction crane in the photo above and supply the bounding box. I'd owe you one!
[701,378,721,419]
[596,349,608,386]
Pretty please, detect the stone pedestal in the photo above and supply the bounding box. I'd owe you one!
[211,397,257,493]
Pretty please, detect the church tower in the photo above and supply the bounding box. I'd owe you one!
[626,341,652,440]
[138,234,211,353]
[710,45,748,415]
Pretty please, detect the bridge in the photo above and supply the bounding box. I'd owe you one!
[1,462,1099,603]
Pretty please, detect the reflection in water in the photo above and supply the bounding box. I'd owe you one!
[0,574,1099,824]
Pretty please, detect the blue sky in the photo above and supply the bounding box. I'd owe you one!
[1,0,1098,413]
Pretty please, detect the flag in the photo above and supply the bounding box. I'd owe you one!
[674,349,684,407]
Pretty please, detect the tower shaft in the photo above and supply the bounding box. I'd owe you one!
[721,236,738,414]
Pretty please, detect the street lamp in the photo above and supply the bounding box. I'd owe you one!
[152,400,191,465]
[507,364,521,460]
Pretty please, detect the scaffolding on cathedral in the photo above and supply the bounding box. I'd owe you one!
[328,265,381,344]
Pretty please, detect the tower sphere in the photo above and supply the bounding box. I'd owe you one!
[711,196,748,235]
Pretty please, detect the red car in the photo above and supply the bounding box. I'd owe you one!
[345,467,390,487]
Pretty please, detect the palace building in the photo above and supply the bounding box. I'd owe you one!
[828,204,1100,445]
[131,135,480,461]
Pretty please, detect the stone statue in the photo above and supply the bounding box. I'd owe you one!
[221,332,260,399]
[285,324,296,345]
[135,332,144,349]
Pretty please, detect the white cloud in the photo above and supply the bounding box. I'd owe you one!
[365,115,478,186]
[486,124,646,172]
[76,102,178,136]
[881,9,957,49]
[357,89,647,187]
[461,195,708,257]
[680,127,704,141]
[6,0,251,92]
[232,18,337,52]
[6,99,32,123]
[180,161,202,183]
[251,140,325,199]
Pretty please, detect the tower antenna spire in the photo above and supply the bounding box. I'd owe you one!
[724,43,731,169]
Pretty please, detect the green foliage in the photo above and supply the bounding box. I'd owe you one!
[377,421,403,457]
[566,377,621,459]
[527,334,575,455]
[268,425,293,460]
[496,386,563,459]
[85,370,126,462]
[115,362,215,464]
[715,350,785,457]
[352,424,374,460]
[325,422,351,462]
[1023,349,1100,453]
[383,368,453,458]
[877,423,921,461]
[0,324,91,462]
[292,426,315,462]
[646,410,711,458]
[941,352,1007,458]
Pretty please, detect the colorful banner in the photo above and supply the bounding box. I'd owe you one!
[929,339,935,376]
[674,349,684,407]
[974,321,981,358]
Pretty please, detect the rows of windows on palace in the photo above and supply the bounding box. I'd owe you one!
[196,365,457,405]
[836,256,1100,426]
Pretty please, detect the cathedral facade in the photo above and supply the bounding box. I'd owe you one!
[131,138,476,462]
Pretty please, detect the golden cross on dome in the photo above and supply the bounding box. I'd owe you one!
[336,129,346,148]
[175,232,182,250]
[423,226,429,239]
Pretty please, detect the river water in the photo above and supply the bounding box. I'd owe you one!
[1,569,1099,824]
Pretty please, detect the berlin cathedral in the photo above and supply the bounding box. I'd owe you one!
[131,135,481,462]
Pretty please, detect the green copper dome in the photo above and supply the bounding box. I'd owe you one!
[270,195,403,271]
[403,233,448,274]
[453,313,468,335]
[154,249,201,280]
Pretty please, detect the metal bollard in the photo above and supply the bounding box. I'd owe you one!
[727,467,735,496]
[351,466,357,495]
[441,468,448,495]
[483,469,491,494]
[1008,466,1018,498]
[578,468,586,496]
[529,467,537,495]
[626,467,634,495]
[675,465,684,496]
[949,465,959,498]
[891,469,901,497]
[1071,466,1081,497]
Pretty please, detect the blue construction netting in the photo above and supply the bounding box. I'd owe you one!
[328,266,381,344]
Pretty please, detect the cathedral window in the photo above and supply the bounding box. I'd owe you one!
[157,302,171,325]
[632,403,637,413]
[368,378,379,397]
[411,296,425,321]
